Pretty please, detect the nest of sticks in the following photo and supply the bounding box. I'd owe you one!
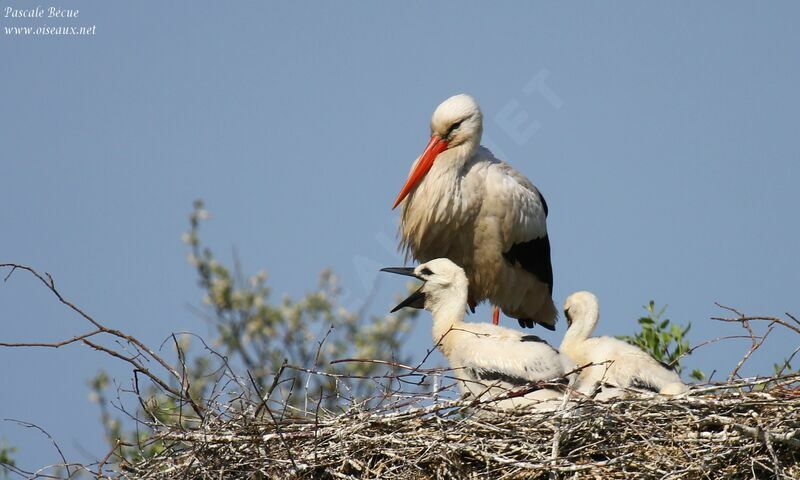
[1,264,799,479]
[120,303,800,479]
[121,374,800,480]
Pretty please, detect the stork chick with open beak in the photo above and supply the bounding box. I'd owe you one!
[382,259,575,409]
[393,94,556,330]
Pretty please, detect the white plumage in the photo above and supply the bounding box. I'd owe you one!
[382,258,574,408]
[393,94,556,329]
[560,291,689,396]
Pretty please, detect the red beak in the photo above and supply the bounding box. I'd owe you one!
[392,135,449,209]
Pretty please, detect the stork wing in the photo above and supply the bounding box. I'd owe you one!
[484,162,553,290]
[451,327,570,386]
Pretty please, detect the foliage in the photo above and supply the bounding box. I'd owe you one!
[88,200,418,463]
[0,439,15,480]
[182,199,418,401]
[618,300,705,382]
[774,356,798,377]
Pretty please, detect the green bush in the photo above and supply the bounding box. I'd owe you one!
[89,200,419,463]
[0,439,14,479]
[618,300,705,382]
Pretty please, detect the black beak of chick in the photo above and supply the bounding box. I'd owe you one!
[379,267,421,279]
[380,267,428,313]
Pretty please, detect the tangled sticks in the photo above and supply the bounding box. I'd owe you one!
[126,379,800,479]
[1,263,799,479]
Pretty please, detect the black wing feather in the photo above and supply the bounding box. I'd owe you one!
[469,368,535,388]
[630,377,661,393]
[502,235,554,294]
[519,334,547,344]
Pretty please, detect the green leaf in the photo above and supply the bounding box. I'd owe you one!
[690,369,705,381]
[622,299,704,381]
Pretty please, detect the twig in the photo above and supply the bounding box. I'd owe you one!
[0,328,102,348]
[728,325,775,382]
[713,303,800,336]
[247,368,298,471]
[4,418,72,477]
[0,263,206,419]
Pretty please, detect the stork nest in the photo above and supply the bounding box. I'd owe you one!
[3,264,798,479]
[122,375,800,480]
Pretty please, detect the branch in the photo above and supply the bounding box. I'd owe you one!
[713,303,800,336]
[0,263,205,419]
[0,328,102,348]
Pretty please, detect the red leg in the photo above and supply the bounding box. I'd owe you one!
[492,306,500,325]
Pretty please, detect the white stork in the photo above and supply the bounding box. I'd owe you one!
[382,258,575,408]
[560,291,689,396]
[392,94,555,329]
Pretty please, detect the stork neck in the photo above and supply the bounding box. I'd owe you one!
[561,304,599,349]
[441,138,479,172]
[426,143,480,204]
[429,285,468,354]
[399,146,478,239]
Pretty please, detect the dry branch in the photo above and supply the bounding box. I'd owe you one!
[1,263,206,419]
[2,263,800,479]
[121,379,799,480]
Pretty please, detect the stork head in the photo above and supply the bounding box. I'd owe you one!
[392,94,483,209]
[430,94,483,150]
[381,258,469,314]
[563,291,600,337]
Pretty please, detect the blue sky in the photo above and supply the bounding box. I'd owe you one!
[2,1,799,471]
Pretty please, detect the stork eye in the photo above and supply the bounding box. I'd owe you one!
[420,267,434,276]
[448,121,462,136]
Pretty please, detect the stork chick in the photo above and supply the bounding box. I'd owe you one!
[382,258,575,408]
[560,291,689,396]
[393,94,556,329]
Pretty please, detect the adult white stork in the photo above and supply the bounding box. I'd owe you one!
[392,94,555,329]
[560,291,689,396]
[382,258,575,408]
